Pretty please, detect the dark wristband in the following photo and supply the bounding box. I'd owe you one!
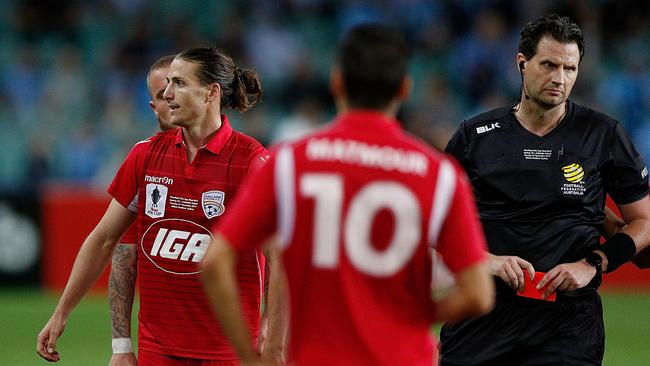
[599,232,636,273]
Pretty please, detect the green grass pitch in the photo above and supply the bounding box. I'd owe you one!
[1,288,648,365]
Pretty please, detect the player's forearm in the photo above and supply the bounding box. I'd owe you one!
[435,262,494,323]
[201,238,258,362]
[55,229,119,318]
[264,246,288,353]
[109,243,137,338]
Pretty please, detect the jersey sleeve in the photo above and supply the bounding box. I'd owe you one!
[108,140,149,212]
[216,153,277,251]
[246,146,271,177]
[435,161,487,273]
[444,121,469,165]
[603,123,649,204]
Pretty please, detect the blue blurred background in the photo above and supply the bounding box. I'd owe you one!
[1,0,649,194]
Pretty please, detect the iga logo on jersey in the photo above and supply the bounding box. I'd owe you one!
[145,184,168,218]
[202,190,225,219]
[141,218,213,275]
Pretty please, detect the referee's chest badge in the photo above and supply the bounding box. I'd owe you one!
[202,190,226,219]
[145,183,168,218]
[561,163,586,196]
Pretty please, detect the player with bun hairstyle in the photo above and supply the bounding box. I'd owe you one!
[37,47,286,365]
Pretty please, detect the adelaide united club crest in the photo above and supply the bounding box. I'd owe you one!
[202,190,226,219]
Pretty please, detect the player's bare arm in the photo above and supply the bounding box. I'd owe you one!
[435,261,494,323]
[260,238,288,363]
[200,234,263,365]
[37,199,136,362]
[108,243,137,366]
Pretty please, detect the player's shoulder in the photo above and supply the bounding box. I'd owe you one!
[136,129,177,152]
[230,130,268,156]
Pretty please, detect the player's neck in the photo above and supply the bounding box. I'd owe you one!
[337,99,399,120]
[514,100,567,137]
[182,112,222,163]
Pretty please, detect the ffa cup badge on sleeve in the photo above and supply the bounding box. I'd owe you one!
[202,190,225,219]
[145,184,168,218]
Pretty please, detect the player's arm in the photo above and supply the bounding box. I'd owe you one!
[433,161,494,322]
[200,234,262,364]
[435,262,493,322]
[37,199,136,362]
[260,237,288,363]
[108,240,138,366]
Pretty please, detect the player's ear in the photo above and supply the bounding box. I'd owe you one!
[206,82,221,102]
[149,100,156,111]
[396,75,412,102]
[329,67,345,100]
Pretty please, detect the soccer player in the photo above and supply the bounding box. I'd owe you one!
[37,47,285,365]
[108,54,174,366]
[440,14,650,365]
[200,23,494,365]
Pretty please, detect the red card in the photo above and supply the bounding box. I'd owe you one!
[517,271,556,302]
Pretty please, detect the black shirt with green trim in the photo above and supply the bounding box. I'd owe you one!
[445,100,649,272]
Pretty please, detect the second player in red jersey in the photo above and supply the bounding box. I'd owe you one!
[37,47,286,365]
[201,24,494,365]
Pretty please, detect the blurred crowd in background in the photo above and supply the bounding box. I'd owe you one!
[1,0,649,194]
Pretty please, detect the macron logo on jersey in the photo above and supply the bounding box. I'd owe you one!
[306,138,428,176]
[476,122,501,135]
[145,175,174,185]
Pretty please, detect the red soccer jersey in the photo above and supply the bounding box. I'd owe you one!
[218,110,487,365]
[109,116,269,360]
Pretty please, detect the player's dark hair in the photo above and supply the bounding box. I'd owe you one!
[176,47,262,112]
[519,14,585,62]
[338,23,410,109]
[147,54,175,96]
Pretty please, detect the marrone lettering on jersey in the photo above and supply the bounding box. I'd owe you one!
[306,138,428,176]
[144,175,174,185]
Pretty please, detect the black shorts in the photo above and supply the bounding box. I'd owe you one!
[439,291,605,366]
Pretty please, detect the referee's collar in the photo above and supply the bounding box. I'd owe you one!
[174,114,234,155]
[334,109,401,131]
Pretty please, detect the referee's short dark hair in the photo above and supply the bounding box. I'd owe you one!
[337,23,410,109]
[519,14,585,62]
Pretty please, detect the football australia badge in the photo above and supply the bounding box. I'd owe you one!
[561,163,586,196]
[145,183,168,218]
[202,190,225,219]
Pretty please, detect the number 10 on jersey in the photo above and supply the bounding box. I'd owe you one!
[300,173,421,277]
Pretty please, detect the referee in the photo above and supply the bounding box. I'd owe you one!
[440,14,650,365]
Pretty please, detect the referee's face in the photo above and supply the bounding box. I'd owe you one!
[163,59,212,128]
[522,36,580,109]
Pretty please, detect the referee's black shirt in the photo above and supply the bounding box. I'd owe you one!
[445,100,649,273]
